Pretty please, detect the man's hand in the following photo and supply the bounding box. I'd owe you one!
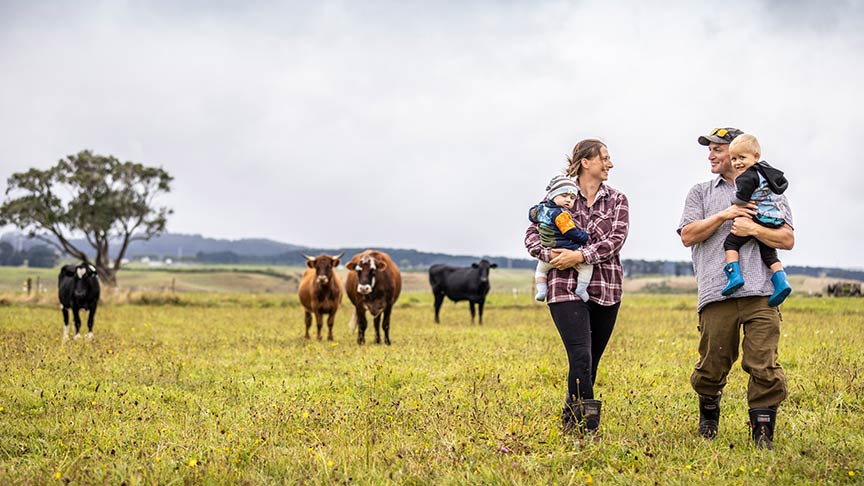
[680,202,757,247]
[550,248,585,270]
[730,219,795,250]
[720,202,757,221]
[730,216,760,237]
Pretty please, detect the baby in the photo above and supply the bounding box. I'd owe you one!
[528,175,593,302]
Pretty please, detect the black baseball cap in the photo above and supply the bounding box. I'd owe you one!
[698,127,743,146]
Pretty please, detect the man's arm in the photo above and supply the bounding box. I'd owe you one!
[730,219,795,250]
[680,204,757,247]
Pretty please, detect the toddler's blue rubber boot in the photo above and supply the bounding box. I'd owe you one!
[721,262,745,296]
[768,270,792,307]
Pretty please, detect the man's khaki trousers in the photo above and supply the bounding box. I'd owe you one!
[691,296,787,409]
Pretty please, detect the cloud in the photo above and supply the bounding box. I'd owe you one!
[1,0,862,267]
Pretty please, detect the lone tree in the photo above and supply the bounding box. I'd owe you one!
[0,150,173,286]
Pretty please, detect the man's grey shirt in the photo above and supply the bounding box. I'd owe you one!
[678,175,793,312]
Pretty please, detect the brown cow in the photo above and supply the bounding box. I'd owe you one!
[298,253,343,341]
[345,250,402,345]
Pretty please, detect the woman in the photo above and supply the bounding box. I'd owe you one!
[524,139,629,436]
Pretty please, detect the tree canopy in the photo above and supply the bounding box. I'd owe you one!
[0,150,173,285]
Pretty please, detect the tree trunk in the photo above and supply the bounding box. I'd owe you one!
[95,264,117,287]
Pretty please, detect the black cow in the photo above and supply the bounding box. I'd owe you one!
[58,263,101,341]
[429,260,498,325]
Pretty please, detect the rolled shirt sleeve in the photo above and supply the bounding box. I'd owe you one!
[677,182,707,235]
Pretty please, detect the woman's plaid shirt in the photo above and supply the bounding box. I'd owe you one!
[525,183,629,305]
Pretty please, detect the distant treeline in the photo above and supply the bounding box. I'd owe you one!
[3,232,862,280]
[195,252,864,280]
[784,266,864,280]
[0,242,59,268]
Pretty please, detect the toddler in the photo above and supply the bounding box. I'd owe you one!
[721,133,792,307]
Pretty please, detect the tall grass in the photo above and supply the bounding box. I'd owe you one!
[0,294,862,484]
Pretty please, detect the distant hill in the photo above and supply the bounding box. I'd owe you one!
[0,231,529,269]
[197,247,534,270]
[121,233,305,258]
[1,232,303,259]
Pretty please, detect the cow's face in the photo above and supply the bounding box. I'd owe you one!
[305,254,342,286]
[70,264,98,298]
[471,260,498,284]
[347,255,386,295]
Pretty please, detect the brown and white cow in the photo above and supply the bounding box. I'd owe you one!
[298,253,343,341]
[345,250,402,345]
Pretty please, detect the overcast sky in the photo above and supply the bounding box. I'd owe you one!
[1,0,862,268]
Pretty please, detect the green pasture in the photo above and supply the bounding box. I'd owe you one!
[1,292,862,485]
[0,264,538,296]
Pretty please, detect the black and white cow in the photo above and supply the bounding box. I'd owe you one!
[429,259,498,325]
[58,263,101,341]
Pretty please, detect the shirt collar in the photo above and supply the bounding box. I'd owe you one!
[712,175,731,188]
[574,178,609,200]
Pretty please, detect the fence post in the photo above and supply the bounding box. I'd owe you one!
[26,277,32,295]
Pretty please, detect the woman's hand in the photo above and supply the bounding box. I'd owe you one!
[550,248,585,270]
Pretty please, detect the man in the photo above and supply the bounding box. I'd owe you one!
[678,127,794,450]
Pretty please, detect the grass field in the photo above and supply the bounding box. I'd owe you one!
[0,263,846,297]
[1,289,862,485]
[0,264,537,295]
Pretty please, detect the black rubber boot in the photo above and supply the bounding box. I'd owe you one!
[582,399,602,435]
[698,395,721,439]
[749,408,776,450]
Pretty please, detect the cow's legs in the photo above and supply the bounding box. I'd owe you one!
[326,311,336,341]
[314,312,325,340]
[469,301,476,324]
[373,314,382,344]
[356,308,368,345]
[62,307,70,340]
[86,305,97,340]
[72,307,83,338]
[382,305,392,346]
[304,311,312,339]
[433,292,445,324]
[478,299,485,325]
